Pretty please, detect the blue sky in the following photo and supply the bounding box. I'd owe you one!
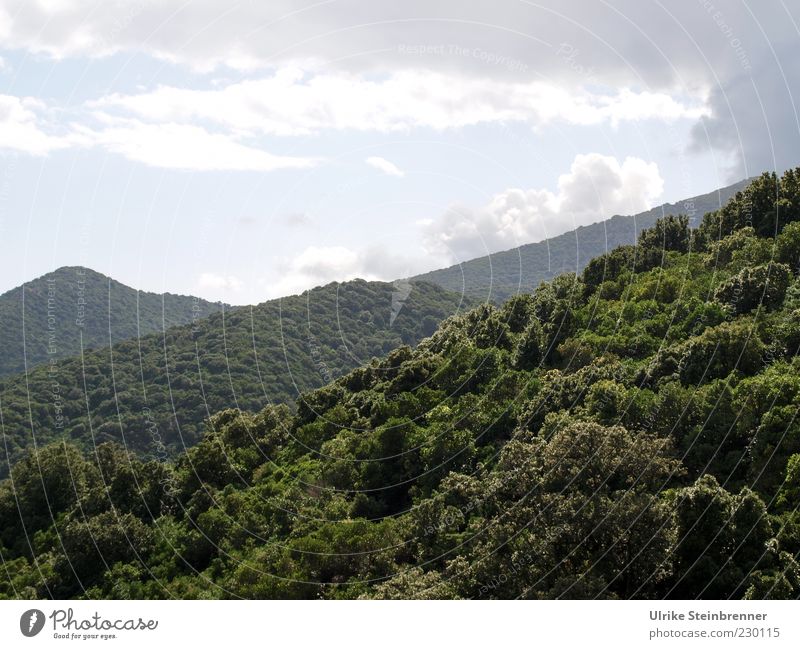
[1,1,798,304]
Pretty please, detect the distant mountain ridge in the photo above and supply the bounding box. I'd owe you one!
[0,267,223,377]
[412,178,752,302]
[0,178,753,472]
[0,180,749,381]
[3,171,799,601]
[0,278,469,474]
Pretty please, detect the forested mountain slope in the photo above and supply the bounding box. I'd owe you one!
[2,170,800,600]
[0,279,468,475]
[0,267,222,378]
[412,178,750,302]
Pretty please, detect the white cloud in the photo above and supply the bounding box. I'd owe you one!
[596,89,707,128]
[0,92,320,171]
[93,68,705,137]
[0,94,71,155]
[425,153,664,262]
[198,272,244,294]
[266,244,426,298]
[366,156,404,177]
[0,0,759,91]
[261,154,664,297]
[73,116,318,172]
[4,70,693,175]
[1,0,796,173]
[0,59,705,173]
[268,245,374,297]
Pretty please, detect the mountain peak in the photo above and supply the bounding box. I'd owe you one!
[0,267,222,377]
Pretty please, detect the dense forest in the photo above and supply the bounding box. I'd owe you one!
[2,170,800,600]
[0,279,468,475]
[413,178,749,303]
[0,266,223,377]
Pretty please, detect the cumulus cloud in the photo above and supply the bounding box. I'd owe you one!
[266,244,426,298]
[0,72,693,178]
[366,156,404,177]
[0,94,71,155]
[264,154,664,297]
[268,246,372,297]
[0,0,725,83]
[71,116,318,172]
[2,1,798,180]
[92,69,704,136]
[691,61,800,180]
[2,0,795,175]
[0,96,319,171]
[0,69,702,170]
[425,153,664,262]
[198,272,244,295]
[245,153,666,298]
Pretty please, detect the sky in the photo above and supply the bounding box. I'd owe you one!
[0,0,798,305]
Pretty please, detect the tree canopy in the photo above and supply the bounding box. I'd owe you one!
[3,171,800,600]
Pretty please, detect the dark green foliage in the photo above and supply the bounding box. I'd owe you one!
[0,280,468,475]
[464,304,512,350]
[0,267,222,378]
[57,511,154,595]
[2,173,800,600]
[499,294,535,333]
[582,245,635,291]
[714,263,792,314]
[711,227,762,267]
[513,319,544,370]
[583,215,691,295]
[638,214,691,254]
[677,319,765,384]
[697,169,800,245]
[776,221,800,271]
[671,476,775,598]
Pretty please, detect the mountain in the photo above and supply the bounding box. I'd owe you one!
[412,178,752,302]
[0,278,469,474]
[0,267,223,378]
[2,171,799,600]
[0,181,748,379]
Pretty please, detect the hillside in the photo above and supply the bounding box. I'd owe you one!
[412,178,751,302]
[0,279,469,475]
[0,267,223,377]
[2,170,800,600]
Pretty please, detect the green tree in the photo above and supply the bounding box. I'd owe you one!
[513,319,544,370]
[714,263,791,314]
